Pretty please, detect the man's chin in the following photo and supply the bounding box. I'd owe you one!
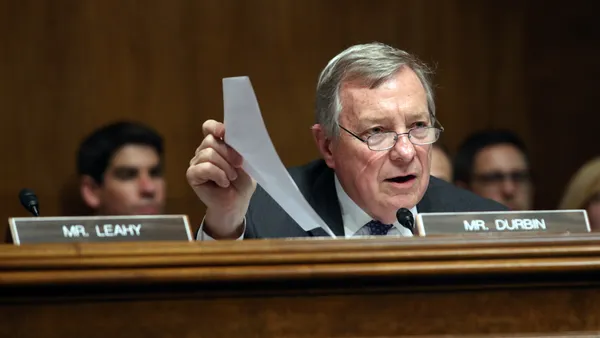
[133,207,162,215]
[505,204,526,211]
[371,199,419,224]
[387,192,421,209]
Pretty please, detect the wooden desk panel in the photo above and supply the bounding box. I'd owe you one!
[1,234,600,337]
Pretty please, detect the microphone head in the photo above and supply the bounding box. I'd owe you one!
[19,188,39,216]
[396,208,414,233]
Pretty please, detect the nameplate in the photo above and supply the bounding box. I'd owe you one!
[8,215,193,245]
[415,210,590,236]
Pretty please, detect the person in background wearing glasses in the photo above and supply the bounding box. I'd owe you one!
[186,42,507,240]
[453,130,533,210]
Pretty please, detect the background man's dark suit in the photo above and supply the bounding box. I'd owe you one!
[245,159,508,238]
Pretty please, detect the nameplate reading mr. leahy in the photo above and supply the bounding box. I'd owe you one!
[416,210,590,236]
[9,215,192,245]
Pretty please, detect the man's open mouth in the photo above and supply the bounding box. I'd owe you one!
[385,175,416,183]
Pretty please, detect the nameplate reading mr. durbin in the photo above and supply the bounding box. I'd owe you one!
[415,210,590,236]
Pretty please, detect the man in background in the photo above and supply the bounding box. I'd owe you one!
[453,130,533,210]
[77,121,166,215]
[431,143,453,182]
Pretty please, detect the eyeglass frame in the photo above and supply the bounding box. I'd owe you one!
[337,120,445,151]
[471,170,532,186]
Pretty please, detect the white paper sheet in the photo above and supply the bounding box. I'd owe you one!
[223,76,336,238]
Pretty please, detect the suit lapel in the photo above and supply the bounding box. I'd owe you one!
[306,165,345,237]
[417,183,434,213]
[302,165,449,236]
[417,177,448,213]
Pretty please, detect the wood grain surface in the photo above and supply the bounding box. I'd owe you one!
[2,234,600,336]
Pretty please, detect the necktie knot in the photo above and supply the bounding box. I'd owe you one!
[364,220,394,236]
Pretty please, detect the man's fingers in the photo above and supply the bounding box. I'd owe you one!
[230,167,256,194]
[191,147,238,181]
[202,119,225,139]
[199,120,244,167]
[186,162,230,188]
[193,134,244,169]
[227,147,244,168]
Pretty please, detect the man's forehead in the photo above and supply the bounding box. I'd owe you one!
[474,144,529,170]
[339,73,428,122]
[356,110,430,121]
[109,144,161,168]
[339,67,425,95]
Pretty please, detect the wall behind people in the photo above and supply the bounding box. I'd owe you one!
[523,0,599,214]
[0,0,596,242]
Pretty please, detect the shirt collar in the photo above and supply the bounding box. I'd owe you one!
[334,174,416,238]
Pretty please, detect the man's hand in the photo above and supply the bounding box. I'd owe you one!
[186,119,256,239]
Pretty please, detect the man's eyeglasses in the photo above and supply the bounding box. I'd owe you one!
[337,121,444,151]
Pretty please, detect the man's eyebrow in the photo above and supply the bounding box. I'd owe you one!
[111,166,139,173]
[405,111,431,120]
[112,166,138,170]
[357,115,395,126]
[150,164,163,171]
[357,111,430,126]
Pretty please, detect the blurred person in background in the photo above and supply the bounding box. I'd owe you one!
[559,157,600,231]
[431,143,453,182]
[77,121,166,215]
[453,130,533,210]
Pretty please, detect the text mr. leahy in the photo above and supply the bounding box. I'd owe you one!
[62,223,142,238]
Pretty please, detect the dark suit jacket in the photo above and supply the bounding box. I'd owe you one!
[245,159,508,238]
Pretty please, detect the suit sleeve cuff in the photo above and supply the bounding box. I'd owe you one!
[196,216,246,241]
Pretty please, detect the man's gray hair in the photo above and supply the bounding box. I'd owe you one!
[315,42,436,137]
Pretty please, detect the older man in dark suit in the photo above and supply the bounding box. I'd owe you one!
[186,42,506,240]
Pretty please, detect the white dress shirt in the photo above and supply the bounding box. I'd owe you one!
[198,174,417,240]
[334,175,416,238]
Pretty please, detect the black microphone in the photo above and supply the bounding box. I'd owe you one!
[19,188,40,217]
[396,208,414,234]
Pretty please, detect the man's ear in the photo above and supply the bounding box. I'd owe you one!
[311,124,336,169]
[80,176,102,210]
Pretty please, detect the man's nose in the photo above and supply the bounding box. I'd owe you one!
[389,135,416,162]
[501,177,517,197]
[138,174,157,196]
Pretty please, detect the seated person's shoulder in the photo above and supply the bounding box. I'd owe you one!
[427,176,509,212]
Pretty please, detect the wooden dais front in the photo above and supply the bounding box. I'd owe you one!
[1,233,600,337]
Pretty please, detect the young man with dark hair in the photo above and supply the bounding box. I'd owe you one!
[77,121,166,215]
[453,130,533,210]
